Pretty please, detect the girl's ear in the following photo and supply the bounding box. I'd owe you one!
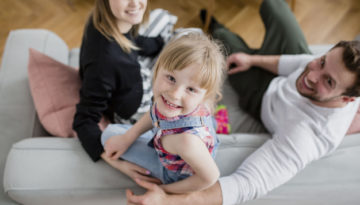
[342,96,356,103]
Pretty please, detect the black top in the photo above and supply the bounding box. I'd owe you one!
[73,21,164,162]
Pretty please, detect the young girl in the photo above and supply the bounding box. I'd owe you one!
[73,0,164,163]
[102,32,226,194]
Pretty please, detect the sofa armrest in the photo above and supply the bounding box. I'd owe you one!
[0,29,70,140]
[0,29,69,204]
[3,138,143,205]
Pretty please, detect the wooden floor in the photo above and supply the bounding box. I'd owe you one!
[1,0,360,64]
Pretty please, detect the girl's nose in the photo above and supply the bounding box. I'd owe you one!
[169,86,183,100]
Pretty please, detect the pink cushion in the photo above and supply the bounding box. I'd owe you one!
[28,48,108,137]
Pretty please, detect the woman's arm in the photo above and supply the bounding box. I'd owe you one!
[159,133,220,194]
[73,63,116,162]
[73,21,118,162]
[104,111,153,160]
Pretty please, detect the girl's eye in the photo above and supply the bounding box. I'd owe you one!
[166,75,176,83]
[188,87,197,93]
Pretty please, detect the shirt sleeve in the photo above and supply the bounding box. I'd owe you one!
[278,54,314,76]
[219,122,325,204]
[73,60,116,162]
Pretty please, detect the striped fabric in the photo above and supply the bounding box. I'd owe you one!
[136,9,178,115]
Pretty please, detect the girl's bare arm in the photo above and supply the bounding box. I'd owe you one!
[160,133,220,194]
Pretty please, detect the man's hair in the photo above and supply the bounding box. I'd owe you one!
[152,32,226,110]
[91,0,150,53]
[333,40,360,96]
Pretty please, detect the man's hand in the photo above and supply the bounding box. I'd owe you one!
[127,179,167,205]
[127,179,223,205]
[226,52,252,74]
[101,153,162,184]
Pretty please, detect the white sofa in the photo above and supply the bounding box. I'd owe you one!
[1,29,360,205]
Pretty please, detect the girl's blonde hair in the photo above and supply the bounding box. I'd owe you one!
[92,0,150,53]
[153,32,226,111]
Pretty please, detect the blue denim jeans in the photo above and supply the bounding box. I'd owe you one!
[101,124,191,183]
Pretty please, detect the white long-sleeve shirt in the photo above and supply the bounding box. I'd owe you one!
[219,55,360,204]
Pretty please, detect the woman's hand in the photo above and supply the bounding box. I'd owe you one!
[101,153,162,184]
[226,52,252,74]
[104,133,135,160]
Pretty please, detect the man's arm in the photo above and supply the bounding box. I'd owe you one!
[127,179,223,205]
[219,123,325,204]
[227,52,280,75]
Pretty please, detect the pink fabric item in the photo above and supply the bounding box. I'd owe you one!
[215,104,231,134]
[28,48,108,137]
[347,107,360,135]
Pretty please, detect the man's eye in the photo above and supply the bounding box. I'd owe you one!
[326,76,334,88]
[320,57,325,67]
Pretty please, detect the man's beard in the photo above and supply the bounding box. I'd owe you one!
[299,89,342,104]
[296,69,342,103]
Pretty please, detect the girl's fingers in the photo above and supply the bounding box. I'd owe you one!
[130,164,150,175]
[136,174,162,185]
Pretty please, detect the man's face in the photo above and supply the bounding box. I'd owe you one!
[296,47,356,107]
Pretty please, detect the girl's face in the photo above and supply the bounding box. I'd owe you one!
[152,64,207,118]
[109,0,147,33]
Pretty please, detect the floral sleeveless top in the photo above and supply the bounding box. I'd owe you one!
[151,103,216,175]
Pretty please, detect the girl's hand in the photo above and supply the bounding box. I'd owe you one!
[104,134,134,160]
[101,153,162,185]
[104,111,153,160]
[226,52,252,74]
